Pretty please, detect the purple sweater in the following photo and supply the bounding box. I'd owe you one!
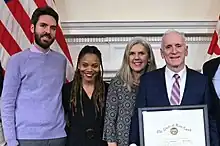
[1,48,67,146]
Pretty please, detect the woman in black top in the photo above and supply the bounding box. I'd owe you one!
[62,45,108,146]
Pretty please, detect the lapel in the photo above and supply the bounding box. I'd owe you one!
[158,67,170,106]
[162,66,192,105]
[208,58,220,108]
[180,67,193,105]
[210,58,220,79]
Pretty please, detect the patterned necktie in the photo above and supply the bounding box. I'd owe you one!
[170,74,180,105]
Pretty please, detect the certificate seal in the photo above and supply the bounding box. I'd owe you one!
[170,127,178,135]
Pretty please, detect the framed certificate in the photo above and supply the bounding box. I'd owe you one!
[138,105,210,146]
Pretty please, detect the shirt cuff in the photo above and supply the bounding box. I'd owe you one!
[7,139,19,146]
[129,144,137,146]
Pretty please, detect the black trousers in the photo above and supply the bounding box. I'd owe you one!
[18,137,66,146]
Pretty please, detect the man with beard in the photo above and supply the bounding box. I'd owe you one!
[1,6,67,146]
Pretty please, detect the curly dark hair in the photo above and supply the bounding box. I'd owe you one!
[31,6,58,27]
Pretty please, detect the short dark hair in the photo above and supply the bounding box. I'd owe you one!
[31,6,59,26]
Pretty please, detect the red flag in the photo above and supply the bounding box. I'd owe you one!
[207,15,220,55]
[0,0,74,81]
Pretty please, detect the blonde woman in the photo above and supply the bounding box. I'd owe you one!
[103,38,156,146]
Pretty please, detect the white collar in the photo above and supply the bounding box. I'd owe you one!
[165,66,186,81]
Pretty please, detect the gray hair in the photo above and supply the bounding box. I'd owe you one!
[117,37,157,91]
[161,30,187,48]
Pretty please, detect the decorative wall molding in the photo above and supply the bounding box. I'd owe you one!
[65,36,212,44]
[61,21,216,36]
[62,21,216,80]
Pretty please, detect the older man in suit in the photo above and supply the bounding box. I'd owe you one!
[203,57,220,139]
[129,30,219,146]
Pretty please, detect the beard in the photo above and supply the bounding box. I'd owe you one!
[34,31,55,49]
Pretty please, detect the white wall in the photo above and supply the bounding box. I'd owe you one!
[61,21,216,79]
[54,0,218,79]
[55,0,220,21]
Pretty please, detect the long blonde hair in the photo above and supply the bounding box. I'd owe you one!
[117,37,156,91]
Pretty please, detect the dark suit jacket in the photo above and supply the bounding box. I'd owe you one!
[129,66,219,146]
[203,57,220,135]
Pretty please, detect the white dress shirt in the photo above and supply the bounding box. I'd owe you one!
[165,66,187,104]
[129,66,187,146]
[213,64,220,99]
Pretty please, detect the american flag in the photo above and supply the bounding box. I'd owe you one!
[207,15,220,56]
[0,0,74,81]
[203,15,220,64]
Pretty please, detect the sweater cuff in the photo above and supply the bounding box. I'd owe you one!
[7,139,19,146]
